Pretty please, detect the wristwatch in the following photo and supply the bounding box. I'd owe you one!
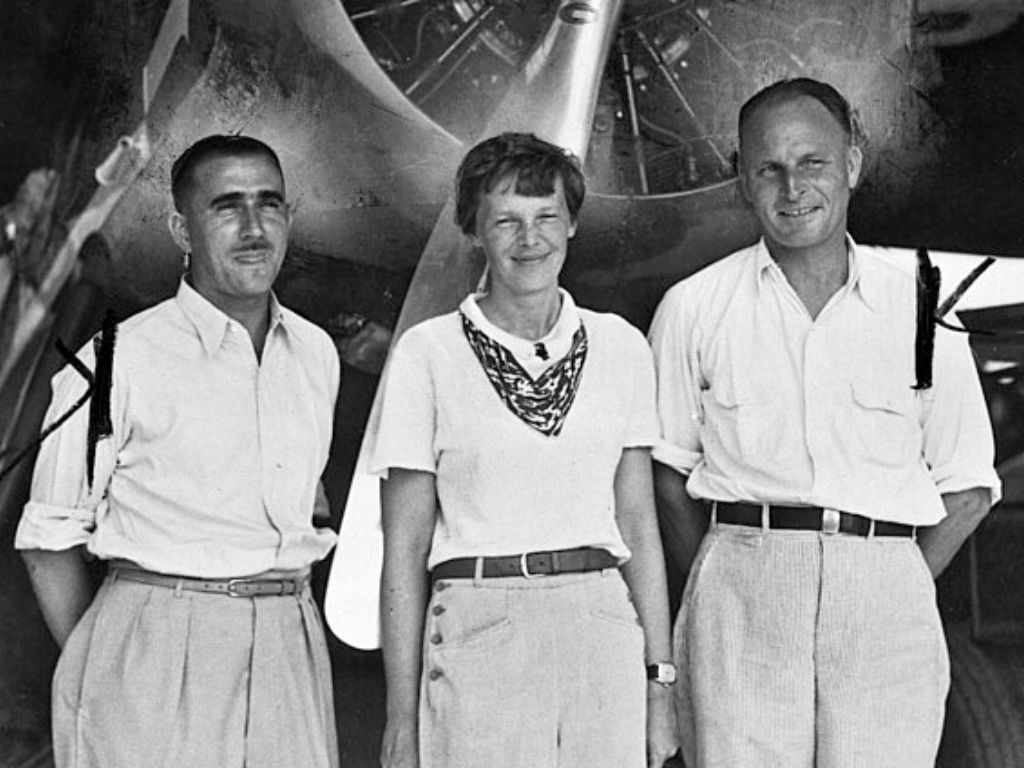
[646,662,677,686]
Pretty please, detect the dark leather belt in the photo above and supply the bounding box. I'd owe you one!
[714,502,916,538]
[111,567,309,597]
[431,547,618,582]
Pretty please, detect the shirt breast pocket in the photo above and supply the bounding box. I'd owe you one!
[849,379,918,469]
[703,376,784,465]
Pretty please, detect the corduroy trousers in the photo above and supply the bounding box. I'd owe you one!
[675,522,949,768]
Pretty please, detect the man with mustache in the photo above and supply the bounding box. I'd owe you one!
[648,78,1001,766]
[15,135,340,767]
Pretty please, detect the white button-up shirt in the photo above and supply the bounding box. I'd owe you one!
[648,238,1001,526]
[15,280,340,577]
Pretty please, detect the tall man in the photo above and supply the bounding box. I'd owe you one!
[648,78,1001,767]
[15,135,340,767]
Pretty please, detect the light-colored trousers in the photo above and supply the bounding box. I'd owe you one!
[675,523,950,768]
[52,573,339,768]
[420,568,647,768]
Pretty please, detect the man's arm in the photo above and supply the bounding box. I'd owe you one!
[379,468,436,768]
[917,486,992,578]
[20,546,93,648]
[653,462,708,577]
[915,320,1000,578]
[647,286,708,581]
[15,343,117,649]
[615,448,680,768]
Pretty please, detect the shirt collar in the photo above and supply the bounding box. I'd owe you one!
[753,239,777,279]
[175,278,287,356]
[459,288,580,356]
[754,234,877,313]
[846,238,881,313]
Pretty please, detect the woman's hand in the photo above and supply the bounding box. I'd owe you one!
[612,447,680,766]
[380,714,419,768]
[647,684,681,767]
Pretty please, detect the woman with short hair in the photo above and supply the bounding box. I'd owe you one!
[376,132,678,768]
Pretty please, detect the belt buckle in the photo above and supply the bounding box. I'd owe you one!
[519,552,540,579]
[226,578,256,597]
[822,508,841,535]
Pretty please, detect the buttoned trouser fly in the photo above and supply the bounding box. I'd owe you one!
[419,568,646,768]
[675,523,950,768]
[52,573,339,768]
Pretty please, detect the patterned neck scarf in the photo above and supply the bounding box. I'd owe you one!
[460,311,588,437]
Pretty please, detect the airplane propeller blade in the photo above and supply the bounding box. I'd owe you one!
[326,0,626,649]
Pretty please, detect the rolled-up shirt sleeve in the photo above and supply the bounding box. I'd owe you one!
[647,286,704,475]
[920,324,1002,505]
[369,327,438,479]
[15,344,118,551]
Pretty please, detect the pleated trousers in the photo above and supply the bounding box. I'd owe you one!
[52,572,339,768]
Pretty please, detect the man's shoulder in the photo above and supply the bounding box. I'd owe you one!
[682,242,755,287]
[856,245,918,280]
[49,298,182,390]
[659,243,758,311]
[854,245,919,305]
[279,304,333,348]
[94,296,180,352]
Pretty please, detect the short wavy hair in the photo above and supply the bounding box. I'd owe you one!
[454,132,586,236]
[739,77,856,145]
[171,134,284,212]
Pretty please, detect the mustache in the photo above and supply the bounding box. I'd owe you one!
[231,240,274,253]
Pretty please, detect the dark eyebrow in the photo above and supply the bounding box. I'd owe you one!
[798,152,830,164]
[258,190,286,204]
[208,190,285,208]
[209,192,244,208]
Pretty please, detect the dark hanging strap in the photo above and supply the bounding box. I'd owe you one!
[935,256,997,335]
[937,257,995,318]
[0,312,118,489]
[0,341,93,484]
[86,310,117,490]
[913,247,941,391]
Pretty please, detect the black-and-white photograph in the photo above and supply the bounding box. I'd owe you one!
[2,1,1024,766]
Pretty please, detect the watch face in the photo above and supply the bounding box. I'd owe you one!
[648,663,677,684]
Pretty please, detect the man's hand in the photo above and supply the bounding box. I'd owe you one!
[380,713,418,768]
[647,685,681,767]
